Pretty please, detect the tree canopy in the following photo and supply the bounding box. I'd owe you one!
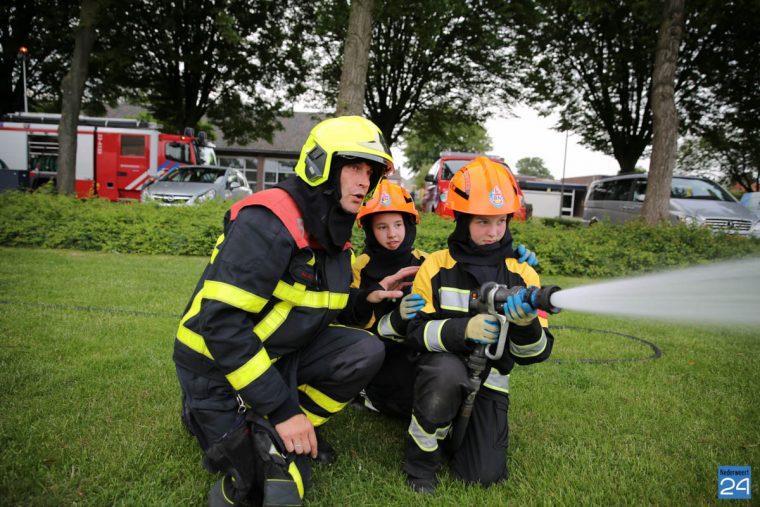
[101,0,311,142]
[313,0,519,145]
[516,157,553,179]
[403,108,492,175]
[1,1,79,115]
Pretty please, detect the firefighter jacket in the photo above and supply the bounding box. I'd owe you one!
[173,189,354,426]
[407,249,554,381]
[340,249,427,341]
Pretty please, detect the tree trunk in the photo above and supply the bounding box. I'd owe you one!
[335,0,374,116]
[642,0,684,224]
[57,0,99,196]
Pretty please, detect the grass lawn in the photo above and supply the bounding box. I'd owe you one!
[0,247,757,506]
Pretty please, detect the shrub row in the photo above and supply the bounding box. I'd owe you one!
[1,191,759,278]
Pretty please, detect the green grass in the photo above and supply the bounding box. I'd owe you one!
[0,247,758,506]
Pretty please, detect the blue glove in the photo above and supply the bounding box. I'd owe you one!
[503,289,538,325]
[513,243,539,267]
[399,293,426,320]
[465,314,501,344]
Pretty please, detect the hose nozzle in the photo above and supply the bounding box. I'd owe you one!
[469,282,562,315]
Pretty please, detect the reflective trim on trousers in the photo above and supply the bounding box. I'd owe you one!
[408,413,451,452]
[482,368,509,394]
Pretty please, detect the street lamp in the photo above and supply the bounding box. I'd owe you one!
[559,130,568,217]
[19,46,29,112]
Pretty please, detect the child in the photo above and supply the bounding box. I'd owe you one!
[402,156,554,493]
[342,180,427,415]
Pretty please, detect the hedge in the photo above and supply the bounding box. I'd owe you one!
[1,191,758,278]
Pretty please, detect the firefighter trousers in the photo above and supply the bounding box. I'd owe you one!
[404,352,510,486]
[177,324,385,503]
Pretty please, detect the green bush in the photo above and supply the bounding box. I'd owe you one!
[2,191,759,278]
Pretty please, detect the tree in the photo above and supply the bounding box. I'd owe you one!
[57,0,100,195]
[313,0,520,145]
[678,0,760,192]
[335,0,374,116]
[516,157,553,178]
[105,1,311,143]
[403,108,492,175]
[0,1,80,115]
[642,0,684,224]
[512,0,665,174]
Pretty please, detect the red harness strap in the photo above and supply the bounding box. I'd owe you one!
[229,188,310,249]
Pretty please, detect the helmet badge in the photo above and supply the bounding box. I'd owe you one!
[379,190,392,207]
[489,186,504,208]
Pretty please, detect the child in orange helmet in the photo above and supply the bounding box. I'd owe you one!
[400,157,554,494]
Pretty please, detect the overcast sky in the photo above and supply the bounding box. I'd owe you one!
[395,104,650,181]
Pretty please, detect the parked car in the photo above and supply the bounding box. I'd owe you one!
[421,152,530,221]
[583,173,760,237]
[141,165,252,205]
[740,192,760,218]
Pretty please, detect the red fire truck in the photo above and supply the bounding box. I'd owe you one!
[0,112,216,201]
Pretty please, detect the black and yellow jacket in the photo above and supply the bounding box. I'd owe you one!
[341,249,427,341]
[407,249,553,384]
[173,190,354,425]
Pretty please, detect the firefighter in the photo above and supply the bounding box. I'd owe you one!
[402,156,554,494]
[173,116,407,506]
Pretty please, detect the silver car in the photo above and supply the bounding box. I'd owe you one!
[141,165,253,205]
[583,173,760,237]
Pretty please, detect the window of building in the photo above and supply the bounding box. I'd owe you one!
[264,158,296,189]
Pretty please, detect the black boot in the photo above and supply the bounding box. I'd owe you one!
[406,474,437,495]
[208,474,247,506]
[313,428,337,465]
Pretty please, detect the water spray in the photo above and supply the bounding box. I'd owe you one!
[451,257,760,451]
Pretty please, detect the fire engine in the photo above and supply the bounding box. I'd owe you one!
[0,112,216,201]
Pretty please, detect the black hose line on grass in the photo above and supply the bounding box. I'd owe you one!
[549,325,662,363]
[0,301,662,363]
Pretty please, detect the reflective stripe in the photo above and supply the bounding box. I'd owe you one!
[203,280,268,314]
[439,287,470,312]
[510,330,548,358]
[288,462,305,499]
[423,319,448,352]
[253,301,293,341]
[408,414,450,452]
[209,233,225,264]
[300,405,329,427]
[176,292,214,359]
[377,313,399,338]
[176,325,213,359]
[273,280,348,309]
[225,348,272,390]
[482,368,510,393]
[298,385,347,414]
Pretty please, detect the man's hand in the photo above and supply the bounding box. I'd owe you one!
[275,414,317,458]
[367,265,420,303]
[465,314,501,345]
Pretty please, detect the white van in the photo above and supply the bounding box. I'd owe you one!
[583,173,760,237]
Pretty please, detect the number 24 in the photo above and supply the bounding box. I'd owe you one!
[720,477,750,496]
